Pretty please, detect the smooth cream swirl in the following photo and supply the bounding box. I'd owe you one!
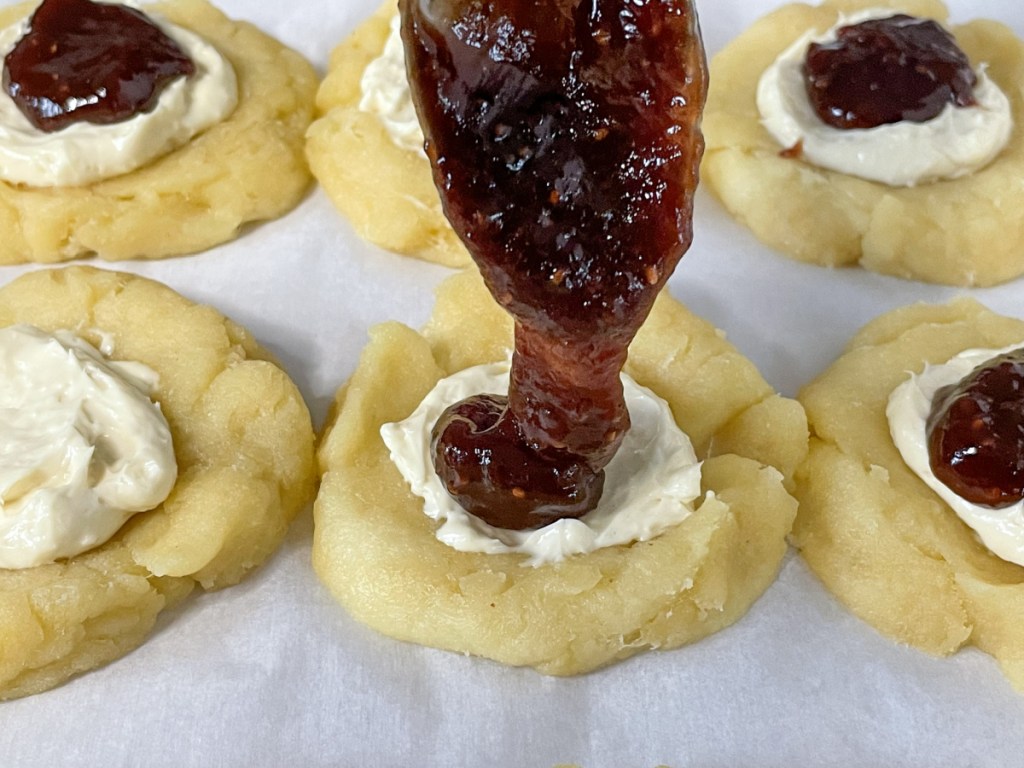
[0,325,177,569]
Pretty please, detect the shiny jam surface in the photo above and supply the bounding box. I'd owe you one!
[2,0,195,132]
[803,14,976,130]
[927,348,1024,508]
[402,0,707,529]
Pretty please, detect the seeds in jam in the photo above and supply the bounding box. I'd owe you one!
[2,0,195,133]
[803,14,977,130]
[401,0,707,530]
[927,348,1024,508]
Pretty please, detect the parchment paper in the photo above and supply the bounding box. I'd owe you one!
[2,0,1023,765]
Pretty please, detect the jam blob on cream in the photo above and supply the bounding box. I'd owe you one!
[3,0,195,132]
[927,348,1024,507]
[0,0,238,187]
[402,0,706,530]
[757,8,1013,186]
[803,14,977,130]
[0,325,177,569]
[358,13,424,155]
[888,343,1024,567]
[382,361,703,567]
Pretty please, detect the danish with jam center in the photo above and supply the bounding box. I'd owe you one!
[0,0,317,263]
[702,0,1024,286]
[315,270,808,674]
[794,298,1024,690]
[0,266,316,701]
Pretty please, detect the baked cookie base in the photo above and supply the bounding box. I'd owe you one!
[793,298,1024,690]
[0,0,318,264]
[314,270,807,675]
[0,267,316,699]
[305,3,470,268]
[702,0,1024,287]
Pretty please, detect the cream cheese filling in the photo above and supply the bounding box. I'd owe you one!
[0,325,177,569]
[888,343,1024,567]
[358,13,425,155]
[381,360,703,567]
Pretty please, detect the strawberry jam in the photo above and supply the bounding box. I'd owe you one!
[804,14,976,130]
[927,348,1024,508]
[402,0,707,529]
[3,0,194,132]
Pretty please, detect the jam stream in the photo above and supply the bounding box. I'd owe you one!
[927,348,1024,508]
[3,0,194,132]
[803,14,976,130]
[402,0,707,529]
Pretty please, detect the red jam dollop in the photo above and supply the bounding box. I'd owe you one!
[803,14,976,130]
[2,0,195,133]
[402,0,707,530]
[927,348,1024,508]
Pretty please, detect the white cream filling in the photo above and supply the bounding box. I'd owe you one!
[888,342,1024,567]
[757,8,1013,186]
[0,325,177,569]
[0,0,238,187]
[358,13,425,155]
[381,360,703,567]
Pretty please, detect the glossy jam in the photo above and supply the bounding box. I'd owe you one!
[803,14,976,130]
[403,0,707,529]
[927,348,1024,508]
[3,0,194,132]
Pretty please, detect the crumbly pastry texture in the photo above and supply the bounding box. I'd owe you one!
[314,270,807,675]
[0,267,316,700]
[304,4,470,268]
[793,298,1024,690]
[702,0,1024,287]
[0,0,317,264]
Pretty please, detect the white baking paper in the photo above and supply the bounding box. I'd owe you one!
[2,0,1023,765]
